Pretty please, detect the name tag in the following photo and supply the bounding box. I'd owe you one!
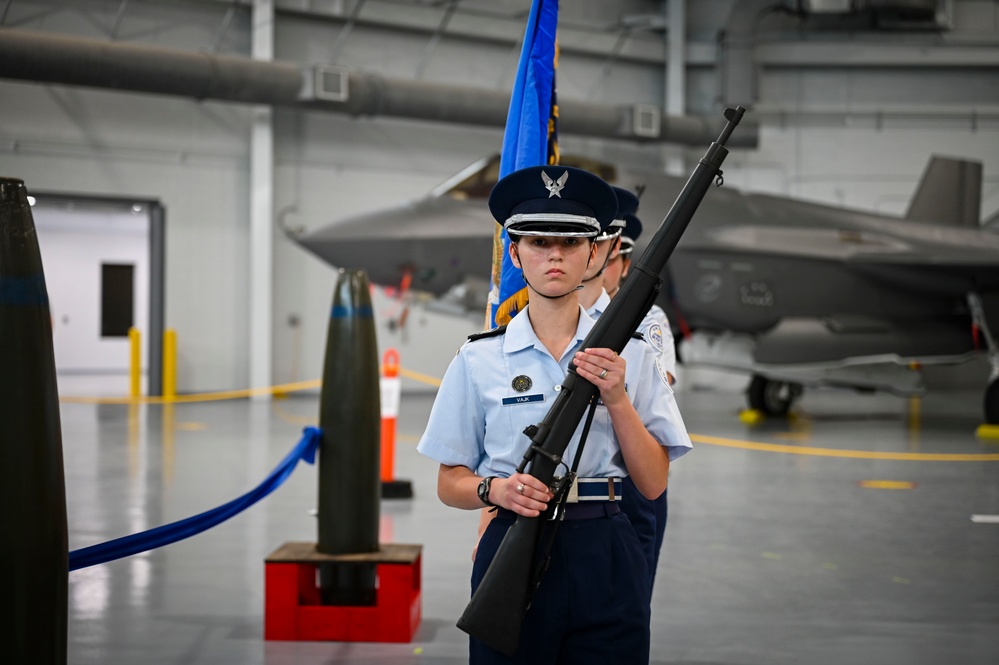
[502,394,545,406]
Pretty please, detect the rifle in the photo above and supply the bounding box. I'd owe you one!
[457,106,746,656]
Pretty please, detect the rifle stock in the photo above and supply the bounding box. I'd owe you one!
[456,513,544,654]
[459,107,746,656]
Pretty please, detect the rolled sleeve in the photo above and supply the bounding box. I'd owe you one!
[630,345,692,462]
[416,347,486,470]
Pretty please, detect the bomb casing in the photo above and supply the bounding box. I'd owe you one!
[316,269,381,605]
[0,177,68,664]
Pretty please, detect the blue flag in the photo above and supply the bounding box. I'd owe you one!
[488,0,559,328]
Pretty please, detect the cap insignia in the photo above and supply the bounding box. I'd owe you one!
[541,170,568,198]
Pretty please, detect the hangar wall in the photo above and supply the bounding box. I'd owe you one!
[1,0,997,395]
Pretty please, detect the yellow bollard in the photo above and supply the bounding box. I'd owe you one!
[129,327,141,398]
[163,328,177,400]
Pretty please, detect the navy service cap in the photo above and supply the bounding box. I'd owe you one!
[613,186,640,219]
[489,165,618,237]
[613,186,641,254]
[597,186,640,242]
[619,213,643,255]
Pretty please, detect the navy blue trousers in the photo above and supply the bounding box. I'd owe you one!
[621,477,668,587]
[469,508,650,664]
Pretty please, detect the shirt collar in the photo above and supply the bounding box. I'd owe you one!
[585,289,611,318]
[504,304,596,356]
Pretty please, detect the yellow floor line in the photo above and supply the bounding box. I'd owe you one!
[690,433,999,462]
[399,367,442,388]
[60,366,443,405]
[60,379,323,405]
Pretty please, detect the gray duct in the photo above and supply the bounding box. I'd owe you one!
[720,0,778,108]
[0,28,758,148]
[721,0,947,106]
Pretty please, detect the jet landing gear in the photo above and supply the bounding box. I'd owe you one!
[986,379,999,425]
[747,375,803,417]
[969,293,999,425]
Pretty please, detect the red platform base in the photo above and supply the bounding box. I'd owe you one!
[264,541,422,642]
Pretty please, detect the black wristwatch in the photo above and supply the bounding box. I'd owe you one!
[477,476,498,507]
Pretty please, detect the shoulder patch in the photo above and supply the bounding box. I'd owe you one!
[467,324,507,342]
[644,322,664,353]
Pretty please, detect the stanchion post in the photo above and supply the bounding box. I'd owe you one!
[0,177,68,665]
[380,349,413,499]
[163,328,177,400]
[129,327,141,398]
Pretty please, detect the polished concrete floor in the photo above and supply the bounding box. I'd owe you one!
[60,371,999,664]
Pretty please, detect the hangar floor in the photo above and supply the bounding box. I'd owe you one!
[60,375,999,665]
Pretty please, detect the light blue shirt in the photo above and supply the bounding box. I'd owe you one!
[417,304,691,479]
[588,290,677,383]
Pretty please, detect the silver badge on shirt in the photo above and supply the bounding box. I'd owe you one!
[511,375,533,392]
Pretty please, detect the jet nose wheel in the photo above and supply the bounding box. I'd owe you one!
[986,378,999,425]
[747,375,803,417]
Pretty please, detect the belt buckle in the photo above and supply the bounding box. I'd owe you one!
[566,480,579,504]
[573,477,619,502]
[551,474,579,504]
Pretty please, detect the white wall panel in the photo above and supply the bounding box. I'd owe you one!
[953,0,999,31]
[0,80,251,393]
[271,109,503,393]
[733,124,999,216]
[33,207,149,374]
[762,68,999,108]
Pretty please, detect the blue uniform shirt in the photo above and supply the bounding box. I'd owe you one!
[588,290,677,383]
[417,304,691,480]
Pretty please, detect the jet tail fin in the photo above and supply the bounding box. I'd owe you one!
[904,155,982,228]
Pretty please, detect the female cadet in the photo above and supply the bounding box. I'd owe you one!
[595,192,676,589]
[470,183,626,560]
[417,165,692,664]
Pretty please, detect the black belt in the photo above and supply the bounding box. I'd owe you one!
[497,502,620,522]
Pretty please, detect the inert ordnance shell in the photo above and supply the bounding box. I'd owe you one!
[0,177,68,664]
[316,269,381,605]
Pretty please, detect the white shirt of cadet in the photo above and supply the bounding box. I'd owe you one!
[588,289,677,383]
[417,304,692,480]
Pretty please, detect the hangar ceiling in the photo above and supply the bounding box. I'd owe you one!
[1,1,994,141]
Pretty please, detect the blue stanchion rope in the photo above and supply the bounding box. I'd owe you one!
[69,426,321,571]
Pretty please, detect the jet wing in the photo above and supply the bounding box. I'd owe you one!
[700,215,999,271]
[753,316,976,365]
[295,196,494,296]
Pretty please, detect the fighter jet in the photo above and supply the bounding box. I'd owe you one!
[293,154,999,424]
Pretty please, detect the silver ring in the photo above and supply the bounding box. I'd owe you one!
[516,483,525,494]
[599,368,608,379]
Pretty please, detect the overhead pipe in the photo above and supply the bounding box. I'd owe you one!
[0,28,758,148]
[0,28,302,104]
[719,0,779,108]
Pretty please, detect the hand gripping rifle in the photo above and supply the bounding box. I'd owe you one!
[457,106,746,656]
